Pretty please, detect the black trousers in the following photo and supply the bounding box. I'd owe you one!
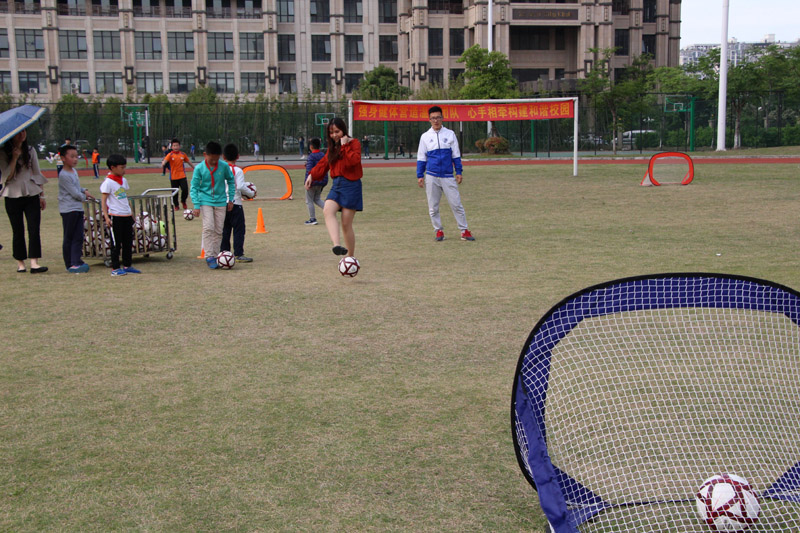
[221,204,246,257]
[4,195,42,261]
[110,215,133,269]
[61,210,85,269]
[171,178,189,207]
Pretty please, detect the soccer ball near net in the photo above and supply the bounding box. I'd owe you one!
[338,256,360,277]
[183,209,195,221]
[242,181,257,199]
[696,474,760,532]
[217,251,235,269]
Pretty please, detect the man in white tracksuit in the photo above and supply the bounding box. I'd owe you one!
[416,105,475,242]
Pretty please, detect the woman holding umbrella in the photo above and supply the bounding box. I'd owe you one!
[1,128,48,273]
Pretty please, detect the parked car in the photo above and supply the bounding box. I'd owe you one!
[282,136,299,150]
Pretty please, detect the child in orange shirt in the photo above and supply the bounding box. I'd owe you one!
[162,137,195,211]
[91,148,100,179]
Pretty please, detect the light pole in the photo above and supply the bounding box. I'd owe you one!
[716,0,730,151]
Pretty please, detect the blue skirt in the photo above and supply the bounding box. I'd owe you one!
[326,177,363,212]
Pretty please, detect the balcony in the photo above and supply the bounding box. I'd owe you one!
[164,5,192,18]
[133,5,162,17]
[13,2,42,14]
[57,4,87,15]
[91,4,119,16]
[237,8,262,19]
[207,6,232,18]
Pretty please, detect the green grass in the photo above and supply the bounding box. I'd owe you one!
[1,161,798,531]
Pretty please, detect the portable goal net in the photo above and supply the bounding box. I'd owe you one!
[512,273,800,532]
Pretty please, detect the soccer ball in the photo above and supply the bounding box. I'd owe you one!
[242,181,257,199]
[338,256,360,277]
[217,250,235,269]
[183,209,195,221]
[696,474,760,532]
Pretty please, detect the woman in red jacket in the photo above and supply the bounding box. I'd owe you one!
[306,117,363,258]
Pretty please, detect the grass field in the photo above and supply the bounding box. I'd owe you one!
[1,160,798,531]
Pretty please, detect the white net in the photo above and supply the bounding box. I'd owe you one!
[513,275,800,532]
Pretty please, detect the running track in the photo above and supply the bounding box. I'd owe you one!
[43,156,800,178]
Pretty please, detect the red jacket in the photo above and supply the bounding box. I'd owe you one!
[310,139,363,182]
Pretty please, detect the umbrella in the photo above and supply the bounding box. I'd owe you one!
[0,104,46,146]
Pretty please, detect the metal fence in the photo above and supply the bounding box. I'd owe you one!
[4,93,798,160]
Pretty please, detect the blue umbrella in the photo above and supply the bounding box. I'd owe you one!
[0,104,46,146]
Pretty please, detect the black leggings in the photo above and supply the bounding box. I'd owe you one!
[171,178,189,207]
[110,215,133,269]
[4,195,42,261]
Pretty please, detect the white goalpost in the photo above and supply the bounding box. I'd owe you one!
[348,98,580,176]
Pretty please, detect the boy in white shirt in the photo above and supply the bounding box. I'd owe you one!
[100,154,141,276]
[220,143,252,262]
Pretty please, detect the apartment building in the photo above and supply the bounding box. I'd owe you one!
[0,0,681,100]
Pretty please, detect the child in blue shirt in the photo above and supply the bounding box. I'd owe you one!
[303,138,328,225]
[58,144,94,273]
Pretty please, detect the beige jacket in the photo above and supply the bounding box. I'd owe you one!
[0,146,46,198]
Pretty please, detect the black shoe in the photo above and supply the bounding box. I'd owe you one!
[30,266,48,274]
[332,245,348,256]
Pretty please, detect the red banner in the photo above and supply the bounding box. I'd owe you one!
[353,100,574,122]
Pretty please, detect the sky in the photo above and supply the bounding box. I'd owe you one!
[680,1,800,47]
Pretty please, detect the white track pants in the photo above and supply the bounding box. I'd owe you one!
[425,174,468,232]
[200,205,227,257]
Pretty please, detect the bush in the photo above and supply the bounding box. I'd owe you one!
[483,136,510,155]
[474,138,486,153]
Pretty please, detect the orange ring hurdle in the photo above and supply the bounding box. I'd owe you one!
[640,152,694,186]
[242,164,293,200]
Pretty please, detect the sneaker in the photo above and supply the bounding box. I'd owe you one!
[76,263,90,273]
[123,266,141,274]
[206,257,218,269]
[173,205,180,211]
[332,245,348,256]
[182,202,188,210]
[236,255,253,263]
[461,229,475,241]
[435,229,445,242]
[304,218,318,225]
[67,265,81,273]
[111,268,127,276]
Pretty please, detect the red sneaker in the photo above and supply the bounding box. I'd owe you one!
[435,229,444,241]
[182,202,188,209]
[461,229,475,241]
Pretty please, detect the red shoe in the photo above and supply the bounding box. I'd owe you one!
[182,202,188,209]
[173,205,180,211]
[435,229,444,241]
[461,229,475,241]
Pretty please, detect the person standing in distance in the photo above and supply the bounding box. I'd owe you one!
[416,106,474,242]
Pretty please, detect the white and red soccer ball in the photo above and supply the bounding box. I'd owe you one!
[217,250,235,269]
[242,181,257,199]
[183,209,194,221]
[696,474,760,532]
[338,256,360,277]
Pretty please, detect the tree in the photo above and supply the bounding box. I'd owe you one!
[353,66,411,101]
[457,45,518,99]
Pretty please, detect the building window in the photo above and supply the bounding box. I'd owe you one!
[57,0,86,16]
[91,0,118,16]
[642,34,656,58]
[96,72,123,94]
[19,71,48,93]
[513,68,549,84]
[615,29,630,56]
[311,35,331,62]
[238,0,262,19]
[312,73,330,92]
[378,0,396,23]
[345,73,361,93]
[643,0,657,23]
[169,72,196,93]
[279,73,296,93]
[168,32,194,60]
[449,28,464,56]
[240,33,264,60]
[343,0,362,22]
[0,30,9,58]
[379,35,398,62]
[428,68,444,87]
[428,28,443,56]
[135,32,162,59]
[277,0,293,22]
[165,0,191,17]
[612,0,629,15]
[344,35,363,62]
[59,30,87,59]
[136,72,163,93]
[555,68,565,79]
[555,28,566,50]
[278,34,295,61]
[61,72,90,94]
[209,72,235,93]
[133,0,161,17]
[206,0,231,19]
[208,32,234,60]
[510,27,548,51]
[310,0,329,22]
[449,68,464,81]
[12,1,41,14]
[241,72,265,93]
[93,31,121,59]
[429,0,462,15]
[16,29,45,59]
[0,71,12,93]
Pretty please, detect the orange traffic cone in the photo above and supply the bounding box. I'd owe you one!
[197,248,205,259]
[254,207,268,234]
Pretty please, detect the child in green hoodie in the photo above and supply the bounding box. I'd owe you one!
[189,141,235,269]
